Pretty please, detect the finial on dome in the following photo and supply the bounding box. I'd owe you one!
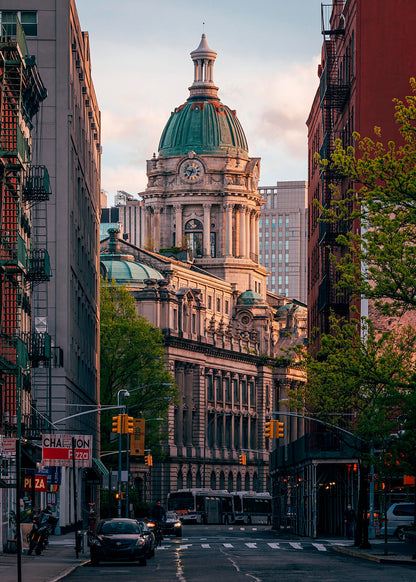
[188,34,219,101]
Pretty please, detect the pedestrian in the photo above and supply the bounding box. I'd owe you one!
[343,503,356,540]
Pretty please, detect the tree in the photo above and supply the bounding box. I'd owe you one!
[100,277,177,456]
[318,78,416,316]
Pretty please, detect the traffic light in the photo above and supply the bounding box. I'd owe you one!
[123,415,134,434]
[276,421,284,438]
[145,455,153,466]
[265,420,275,439]
[239,454,246,465]
[112,415,122,433]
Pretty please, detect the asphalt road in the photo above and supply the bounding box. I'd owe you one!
[64,525,416,582]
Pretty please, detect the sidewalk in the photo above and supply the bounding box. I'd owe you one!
[332,539,416,565]
[0,532,88,582]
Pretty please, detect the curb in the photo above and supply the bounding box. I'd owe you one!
[48,559,90,582]
[333,545,416,565]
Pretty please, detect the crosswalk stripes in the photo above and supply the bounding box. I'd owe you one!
[157,540,332,553]
[311,543,327,552]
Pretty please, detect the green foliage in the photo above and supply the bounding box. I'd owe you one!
[316,78,416,316]
[100,277,177,461]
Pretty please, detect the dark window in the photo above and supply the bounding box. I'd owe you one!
[215,376,222,403]
[233,379,239,405]
[241,380,247,405]
[249,382,255,406]
[206,376,213,401]
[210,232,216,257]
[224,378,231,403]
[1,11,37,36]
[393,504,413,516]
[217,298,221,312]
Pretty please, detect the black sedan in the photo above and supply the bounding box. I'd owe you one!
[90,518,148,566]
[162,512,183,537]
[137,519,156,557]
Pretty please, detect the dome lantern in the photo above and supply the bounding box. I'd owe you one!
[188,34,219,101]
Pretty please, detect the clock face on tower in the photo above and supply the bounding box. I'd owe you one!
[181,160,203,182]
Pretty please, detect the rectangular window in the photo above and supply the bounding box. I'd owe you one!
[279,240,282,250]
[285,240,289,250]
[173,308,177,329]
[272,240,275,250]
[265,241,269,250]
[224,377,231,402]
[285,254,289,262]
[278,217,282,228]
[208,296,212,310]
[1,11,37,36]
[216,376,222,402]
[210,232,216,257]
[217,298,221,312]
[265,218,269,228]
[259,241,262,250]
[272,219,276,228]
[278,254,282,262]
[286,216,289,227]
[241,380,247,404]
[192,313,196,333]
[207,376,213,401]
[233,379,239,405]
[225,300,229,314]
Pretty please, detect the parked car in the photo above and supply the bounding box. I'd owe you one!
[380,503,414,541]
[137,519,156,557]
[90,518,148,566]
[163,512,183,537]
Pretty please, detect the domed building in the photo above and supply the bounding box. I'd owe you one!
[101,36,307,508]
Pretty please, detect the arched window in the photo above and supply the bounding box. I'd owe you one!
[196,469,201,488]
[236,472,242,491]
[245,473,250,491]
[210,471,216,490]
[253,472,258,492]
[228,472,234,492]
[186,470,193,489]
[219,471,225,490]
[177,470,183,490]
[184,219,203,258]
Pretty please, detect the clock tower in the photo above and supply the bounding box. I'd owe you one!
[143,35,267,295]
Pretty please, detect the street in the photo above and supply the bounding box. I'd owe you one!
[62,525,416,582]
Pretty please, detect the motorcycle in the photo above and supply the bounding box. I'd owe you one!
[27,511,58,555]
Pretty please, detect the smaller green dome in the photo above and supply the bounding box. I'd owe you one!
[101,255,163,285]
[237,290,267,307]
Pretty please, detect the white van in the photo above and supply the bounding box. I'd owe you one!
[381,503,414,540]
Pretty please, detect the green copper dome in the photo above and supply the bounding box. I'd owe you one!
[101,255,164,285]
[158,35,248,157]
[158,100,248,157]
[237,290,267,307]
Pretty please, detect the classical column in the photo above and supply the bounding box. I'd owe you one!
[203,203,211,257]
[176,366,185,447]
[250,212,256,261]
[239,206,246,257]
[245,209,250,258]
[145,207,152,249]
[225,204,233,257]
[154,207,161,251]
[255,212,260,258]
[174,204,182,248]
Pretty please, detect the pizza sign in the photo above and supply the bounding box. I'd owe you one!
[23,475,47,492]
[42,434,92,467]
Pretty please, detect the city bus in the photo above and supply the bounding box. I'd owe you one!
[231,491,272,524]
[167,489,234,524]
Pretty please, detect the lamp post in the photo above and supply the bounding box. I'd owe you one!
[117,389,130,517]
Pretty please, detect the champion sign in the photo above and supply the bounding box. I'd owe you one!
[42,434,92,467]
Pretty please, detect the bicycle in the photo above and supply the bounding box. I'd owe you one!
[153,521,163,547]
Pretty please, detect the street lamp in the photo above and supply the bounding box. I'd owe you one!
[203,413,230,488]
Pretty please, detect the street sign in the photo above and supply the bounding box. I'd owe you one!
[130,419,145,456]
[2,437,17,456]
[41,434,92,467]
[23,474,47,492]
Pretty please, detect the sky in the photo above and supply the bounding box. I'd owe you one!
[76,0,323,201]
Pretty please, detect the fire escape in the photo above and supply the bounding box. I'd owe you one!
[0,17,50,438]
[318,2,352,325]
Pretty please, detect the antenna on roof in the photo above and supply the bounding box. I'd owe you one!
[203,22,205,33]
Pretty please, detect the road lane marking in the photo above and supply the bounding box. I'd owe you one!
[289,542,303,550]
[201,544,211,548]
[179,544,192,549]
[223,543,234,548]
[267,543,281,549]
[245,543,258,548]
[312,543,327,552]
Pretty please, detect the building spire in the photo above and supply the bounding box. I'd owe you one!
[188,34,219,101]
